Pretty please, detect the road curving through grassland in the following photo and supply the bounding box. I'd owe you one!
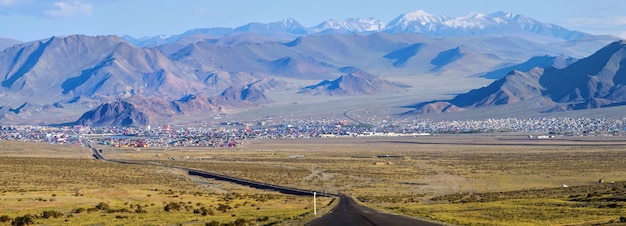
[86,139,441,225]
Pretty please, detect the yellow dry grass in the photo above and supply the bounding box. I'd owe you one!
[0,141,332,225]
[96,135,626,225]
[3,134,626,225]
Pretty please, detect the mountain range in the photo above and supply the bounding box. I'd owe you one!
[406,40,626,115]
[124,10,588,47]
[0,10,623,126]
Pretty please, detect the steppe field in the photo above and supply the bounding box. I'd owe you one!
[2,134,626,225]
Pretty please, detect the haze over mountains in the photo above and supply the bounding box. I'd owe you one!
[0,10,623,126]
[123,10,588,47]
[406,40,626,115]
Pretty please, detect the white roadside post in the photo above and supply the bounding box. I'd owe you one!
[314,191,317,215]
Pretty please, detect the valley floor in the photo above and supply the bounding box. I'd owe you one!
[2,134,626,225]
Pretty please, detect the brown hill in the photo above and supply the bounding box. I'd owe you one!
[0,32,618,125]
[73,101,149,127]
[300,71,408,96]
[406,40,626,115]
[539,40,626,104]
[0,35,204,105]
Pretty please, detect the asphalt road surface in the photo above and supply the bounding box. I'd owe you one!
[307,195,442,226]
[86,140,443,226]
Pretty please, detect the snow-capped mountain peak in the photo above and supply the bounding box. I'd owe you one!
[381,9,587,40]
[444,12,491,29]
[488,11,515,19]
[388,9,446,27]
[310,17,385,33]
[384,9,449,33]
[466,12,487,19]
[282,18,298,27]
[123,9,590,47]
[402,9,441,24]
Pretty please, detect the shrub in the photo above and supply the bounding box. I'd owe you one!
[256,216,269,222]
[86,207,99,213]
[96,202,110,210]
[164,202,183,212]
[11,214,35,226]
[135,206,148,214]
[234,218,247,226]
[0,215,12,223]
[217,203,232,213]
[206,221,221,226]
[107,208,131,213]
[202,207,214,216]
[41,210,64,219]
[194,207,214,216]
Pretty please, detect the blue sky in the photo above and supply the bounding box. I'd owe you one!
[1,0,625,41]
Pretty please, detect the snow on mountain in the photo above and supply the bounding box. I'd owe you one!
[444,12,491,29]
[384,9,448,33]
[395,9,447,25]
[123,9,594,47]
[233,18,308,36]
[310,18,385,34]
[384,10,589,41]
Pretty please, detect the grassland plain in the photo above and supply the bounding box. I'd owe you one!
[0,140,333,226]
[94,134,626,225]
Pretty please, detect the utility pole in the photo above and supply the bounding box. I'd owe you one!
[313,191,317,215]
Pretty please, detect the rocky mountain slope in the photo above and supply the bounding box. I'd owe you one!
[300,70,409,96]
[406,40,626,115]
[0,10,623,126]
[73,101,149,127]
[0,35,203,105]
[479,55,576,79]
[0,38,20,51]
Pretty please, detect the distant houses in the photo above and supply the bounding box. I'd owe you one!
[528,135,556,139]
[320,132,431,138]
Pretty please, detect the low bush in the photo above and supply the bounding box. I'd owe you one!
[217,203,232,213]
[96,202,110,210]
[11,214,35,226]
[164,202,183,212]
[41,210,64,219]
[0,215,12,223]
[73,207,86,214]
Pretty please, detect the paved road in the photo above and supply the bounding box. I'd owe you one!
[343,109,366,125]
[85,139,442,226]
[307,195,441,226]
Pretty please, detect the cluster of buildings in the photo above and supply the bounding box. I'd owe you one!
[406,117,626,134]
[1,116,626,148]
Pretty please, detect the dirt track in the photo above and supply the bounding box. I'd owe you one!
[306,195,441,226]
